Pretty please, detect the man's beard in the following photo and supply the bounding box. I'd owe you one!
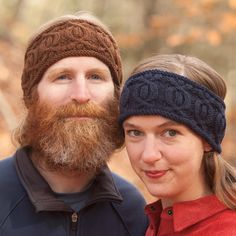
[15,98,123,173]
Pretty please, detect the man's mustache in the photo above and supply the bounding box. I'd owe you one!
[45,101,107,119]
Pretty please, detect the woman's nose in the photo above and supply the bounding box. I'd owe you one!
[141,137,162,164]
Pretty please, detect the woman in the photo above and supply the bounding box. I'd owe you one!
[119,54,236,235]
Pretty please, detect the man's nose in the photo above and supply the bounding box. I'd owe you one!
[141,137,162,164]
[70,77,91,104]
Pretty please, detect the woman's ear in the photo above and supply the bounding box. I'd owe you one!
[203,142,212,152]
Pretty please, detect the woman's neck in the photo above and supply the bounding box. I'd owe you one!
[161,187,213,209]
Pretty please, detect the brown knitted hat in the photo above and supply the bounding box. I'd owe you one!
[21,19,123,106]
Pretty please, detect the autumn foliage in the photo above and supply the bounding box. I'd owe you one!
[0,0,236,201]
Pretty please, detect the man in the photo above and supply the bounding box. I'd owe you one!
[0,12,148,236]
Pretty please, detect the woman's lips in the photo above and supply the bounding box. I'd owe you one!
[144,170,168,179]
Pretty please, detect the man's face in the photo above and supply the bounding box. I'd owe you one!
[18,56,123,172]
[37,56,115,108]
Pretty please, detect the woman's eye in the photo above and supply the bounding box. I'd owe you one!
[164,129,177,137]
[126,130,142,137]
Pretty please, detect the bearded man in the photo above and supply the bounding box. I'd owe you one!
[0,12,148,236]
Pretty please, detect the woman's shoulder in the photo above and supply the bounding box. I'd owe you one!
[213,207,236,222]
[201,207,236,235]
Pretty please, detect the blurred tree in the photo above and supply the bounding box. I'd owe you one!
[140,0,158,27]
[0,0,235,199]
[0,0,25,41]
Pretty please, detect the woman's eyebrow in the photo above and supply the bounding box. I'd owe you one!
[123,120,181,129]
[157,120,181,129]
[123,122,138,129]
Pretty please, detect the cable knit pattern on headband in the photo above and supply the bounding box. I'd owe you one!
[119,70,226,153]
[21,19,122,105]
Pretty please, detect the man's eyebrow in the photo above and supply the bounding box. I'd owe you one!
[87,68,111,75]
[46,68,71,76]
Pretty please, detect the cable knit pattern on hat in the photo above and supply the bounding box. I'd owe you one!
[119,70,226,153]
[21,19,122,106]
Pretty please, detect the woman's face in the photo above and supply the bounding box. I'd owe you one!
[123,115,211,205]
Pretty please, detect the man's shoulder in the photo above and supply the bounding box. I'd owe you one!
[111,172,145,201]
[111,172,146,211]
[0,152,28,195]
[0,149,27,189]
[111,172,148,235]
[0,155,17,180]
[0,155,27,226]
[0,154,25,193]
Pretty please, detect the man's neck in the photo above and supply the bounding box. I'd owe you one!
[37,167,95,193]
[31,154,96,193]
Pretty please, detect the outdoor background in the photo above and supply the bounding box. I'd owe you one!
[0,0,236,202]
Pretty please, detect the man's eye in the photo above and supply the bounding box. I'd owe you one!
[56,75,70,80]
[90,74,102,80]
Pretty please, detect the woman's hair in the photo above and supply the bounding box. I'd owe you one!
[130,54,236,209]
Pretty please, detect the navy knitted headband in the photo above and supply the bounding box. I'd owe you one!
[119,70,226,153]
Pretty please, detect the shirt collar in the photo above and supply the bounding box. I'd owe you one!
[14,147,122,212]
[173,195,227,231]
[145,195,227,233]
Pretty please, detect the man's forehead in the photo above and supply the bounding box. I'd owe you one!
[42,56,112,79]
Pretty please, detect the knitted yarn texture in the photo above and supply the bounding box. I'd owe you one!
[119,70,226,153]
[21,19,122,105]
